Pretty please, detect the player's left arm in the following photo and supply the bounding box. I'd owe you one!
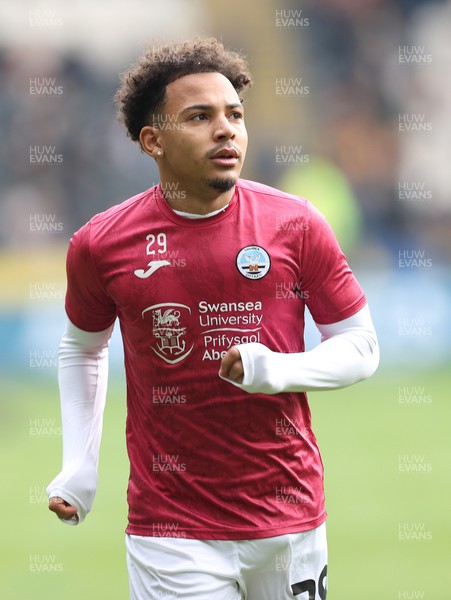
[219,303,379,394]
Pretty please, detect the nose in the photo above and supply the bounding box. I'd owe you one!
[213,114,236,142]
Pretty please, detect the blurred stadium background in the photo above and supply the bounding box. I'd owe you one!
[1,0,450,598]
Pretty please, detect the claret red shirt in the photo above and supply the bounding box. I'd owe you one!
[65,179,366,539]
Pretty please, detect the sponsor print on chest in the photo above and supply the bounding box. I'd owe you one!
[141,299,264,364]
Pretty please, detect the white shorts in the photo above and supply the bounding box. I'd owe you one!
[126,523,327,600]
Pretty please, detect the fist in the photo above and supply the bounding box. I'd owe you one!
[219,346,244,384]
[48,496,79,523]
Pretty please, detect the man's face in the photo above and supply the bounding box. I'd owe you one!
[152,72,248,197]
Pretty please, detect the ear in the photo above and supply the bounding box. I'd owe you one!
[139,125,163,159]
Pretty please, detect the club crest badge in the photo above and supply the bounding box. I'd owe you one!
[142,303,193,364]
[236,246,271,280]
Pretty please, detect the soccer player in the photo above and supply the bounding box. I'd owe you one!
[47,38,379,599]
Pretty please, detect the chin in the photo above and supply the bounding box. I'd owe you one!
[206,177,237,193]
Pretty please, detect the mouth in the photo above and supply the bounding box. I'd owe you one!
[209,146,240,167]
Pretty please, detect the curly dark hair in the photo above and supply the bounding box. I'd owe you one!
[114,37,253,142]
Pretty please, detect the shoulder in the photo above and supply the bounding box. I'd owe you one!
[71,186,156,246]
[89,186,155,230]
[237,178,307,205]
[236,178,326,224]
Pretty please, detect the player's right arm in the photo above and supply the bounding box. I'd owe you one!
[47,319,114,524]
[47,224,117,524]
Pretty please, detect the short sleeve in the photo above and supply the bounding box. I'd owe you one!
[301,203,366,325]
[65,223,117,331]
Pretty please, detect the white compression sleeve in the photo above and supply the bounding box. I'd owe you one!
[220,304,379,395]
[46,319,114,525]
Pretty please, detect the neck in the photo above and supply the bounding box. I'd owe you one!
[159,179,236,215]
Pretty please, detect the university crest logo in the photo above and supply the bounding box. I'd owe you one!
[142,303,193,364]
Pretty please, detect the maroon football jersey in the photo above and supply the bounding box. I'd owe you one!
[65,179,366,539]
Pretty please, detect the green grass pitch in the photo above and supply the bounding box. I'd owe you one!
[1,367,449,599]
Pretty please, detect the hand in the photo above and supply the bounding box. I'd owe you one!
[219,347,244,384]
[48,496,79,523]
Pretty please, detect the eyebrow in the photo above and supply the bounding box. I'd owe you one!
[180,102,243,115]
